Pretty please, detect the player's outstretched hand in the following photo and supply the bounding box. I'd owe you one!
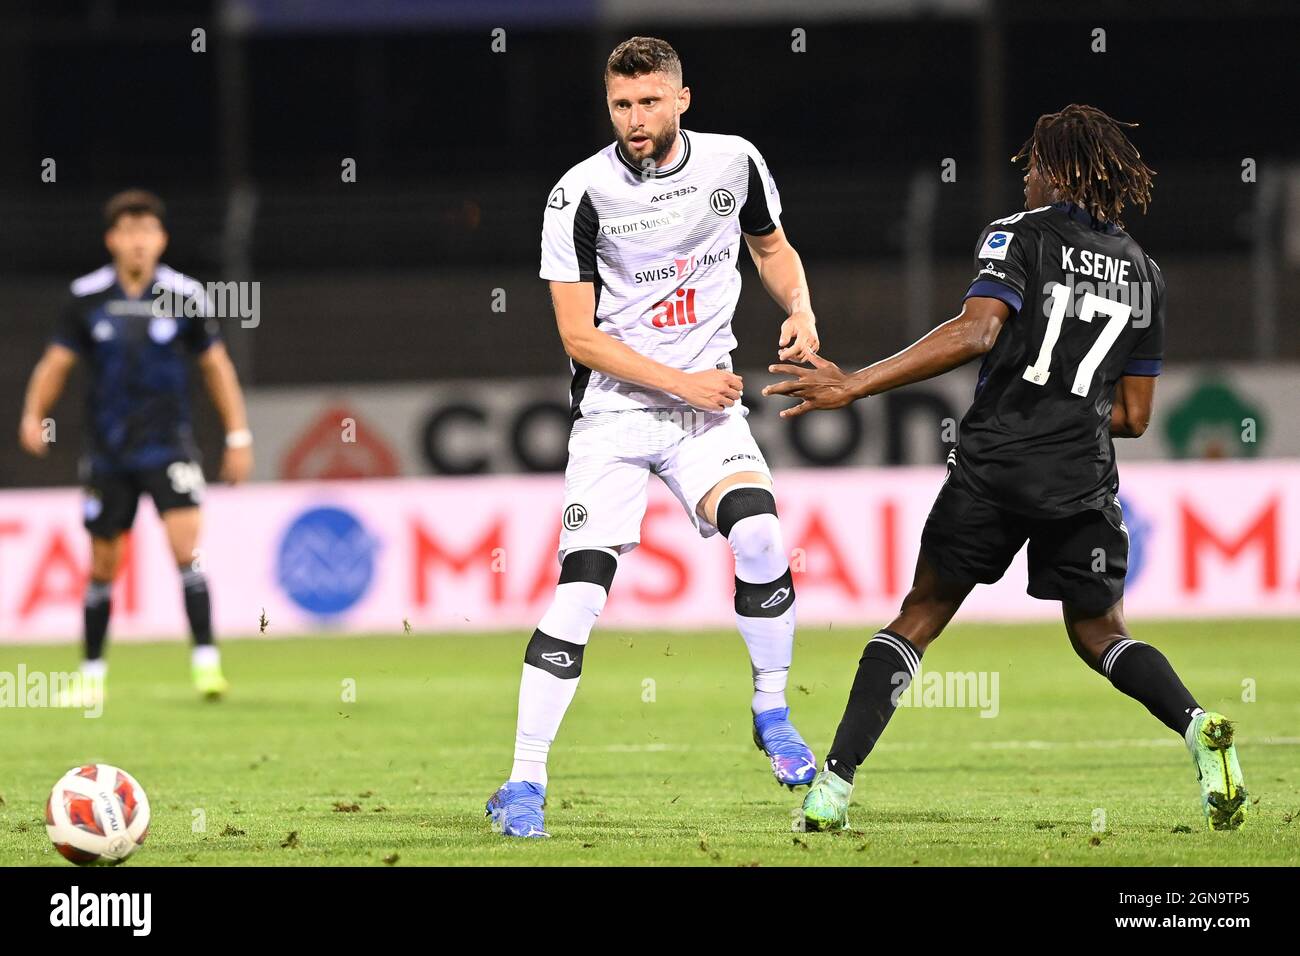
[778,311,819,362]
[220,445,253,484]
[19,413,50,457]
[676,369,744,411]
[763,354,855,418]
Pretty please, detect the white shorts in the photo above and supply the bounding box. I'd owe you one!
[559,405,771,556]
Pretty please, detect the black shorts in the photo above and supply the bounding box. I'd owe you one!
[919,470,1128,615]
[82,461,206,539]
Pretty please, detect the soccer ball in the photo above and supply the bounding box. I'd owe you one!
[45,764,150,865]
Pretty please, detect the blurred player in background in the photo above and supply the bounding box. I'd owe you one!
[766,105,1248,833]
[487,37,820,837]
[18,189,253,704]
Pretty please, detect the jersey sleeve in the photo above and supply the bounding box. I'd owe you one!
[964,220,1032,314]
[1123,256,1165,376]
[178,280,220,354]
[182,311,221,354]
[540,170,598,283]
[738,141,782,236]
[51,298,91,354]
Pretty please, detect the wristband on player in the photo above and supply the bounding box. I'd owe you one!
[225,428,253,449]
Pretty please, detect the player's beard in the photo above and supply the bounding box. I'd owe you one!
[618,118,679,170]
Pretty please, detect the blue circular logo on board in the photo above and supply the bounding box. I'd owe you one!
[277,506,376,615]
[1119,497,1150,585]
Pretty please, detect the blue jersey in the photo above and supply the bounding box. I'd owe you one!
[54,264,220,473]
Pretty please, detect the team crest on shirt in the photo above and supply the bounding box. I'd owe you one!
[563,503,587,531]
[148,316,179,343]
[978,231,1014,261]
[709,188,736,216]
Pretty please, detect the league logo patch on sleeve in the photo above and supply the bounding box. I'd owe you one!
[978,230,1014,261]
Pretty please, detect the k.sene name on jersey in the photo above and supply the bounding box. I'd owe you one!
[540,129,781,417]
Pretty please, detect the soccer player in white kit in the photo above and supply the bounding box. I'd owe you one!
[486,37,821,838]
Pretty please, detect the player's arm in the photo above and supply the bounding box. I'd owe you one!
[19,343,78,457]
[1110,375,1156,437]
[550,280,743,412]
[744,227,818,362]
[763,296,1012,418]
[196,342,253,483]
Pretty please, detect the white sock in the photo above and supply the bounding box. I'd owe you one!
[192,645,220,668]
[511,664,583,787]
[508,551,615,787]
[81,659,107,680]
[726,509,796,715]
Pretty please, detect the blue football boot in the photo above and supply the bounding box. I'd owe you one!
[485,781,550,838]
[753,706,817,788]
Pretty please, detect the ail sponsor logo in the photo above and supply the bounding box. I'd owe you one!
[650,288,698,328]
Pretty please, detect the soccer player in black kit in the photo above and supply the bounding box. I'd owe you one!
[764,105,1248,832]
[19,190,253,704]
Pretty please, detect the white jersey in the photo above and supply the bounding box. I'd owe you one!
[539,129,782,417]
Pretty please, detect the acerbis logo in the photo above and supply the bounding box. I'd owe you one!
[709,188,736,216]
[722,453,761,465]
[760,587,791,610]
[540,651,576,668]
[547,188,570,210]
[651,185,697,203]
[277,506,377,615]
[563,503,587,531]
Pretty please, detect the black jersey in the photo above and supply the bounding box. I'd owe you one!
[955,202,1165,518]
[53,264,219,474]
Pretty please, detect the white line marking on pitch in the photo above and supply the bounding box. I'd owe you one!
[546,737,1300,755]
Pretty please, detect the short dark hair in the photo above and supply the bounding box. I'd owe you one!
[103,189,166,228]
[606,36,682,86]
[1012,104,1155,227]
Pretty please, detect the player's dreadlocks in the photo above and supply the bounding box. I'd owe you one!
[1012,104,1155,228]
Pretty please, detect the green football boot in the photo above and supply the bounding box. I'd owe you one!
[193,660,230,700]
[800,768,853,832]
[1184,711,1248,831]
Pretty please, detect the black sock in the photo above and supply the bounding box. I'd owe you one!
[83,579,112,661]
[1101,639,1201,735]
[825,629,922,784]
[180,565,214,646]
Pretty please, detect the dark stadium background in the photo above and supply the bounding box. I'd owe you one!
[1,0,1296,486]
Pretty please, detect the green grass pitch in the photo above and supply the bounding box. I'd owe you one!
[2,620,1297,866]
